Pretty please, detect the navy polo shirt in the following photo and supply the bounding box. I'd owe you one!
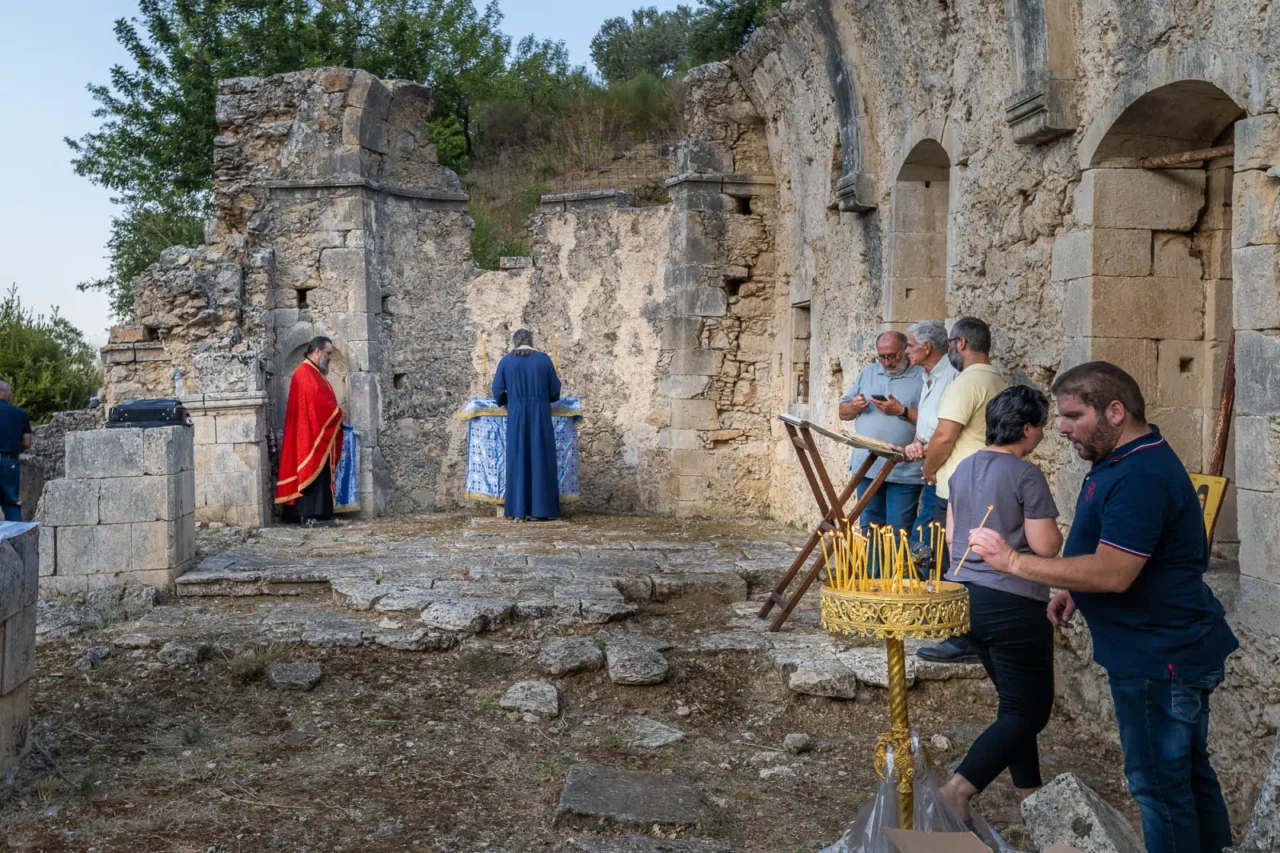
[1065,426,1237,681]
[0,400,32,456]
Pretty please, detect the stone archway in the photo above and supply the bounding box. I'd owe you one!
[1057,80,1245,553]
[885,139,950,326]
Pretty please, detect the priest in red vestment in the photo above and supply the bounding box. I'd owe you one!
[275,337,344,526]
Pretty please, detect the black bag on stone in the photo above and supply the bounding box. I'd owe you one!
[107,399,193,429]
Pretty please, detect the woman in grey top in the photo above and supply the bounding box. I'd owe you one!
[937,385,1063,820]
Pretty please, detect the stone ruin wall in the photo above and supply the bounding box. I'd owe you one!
[710,0,1280,825]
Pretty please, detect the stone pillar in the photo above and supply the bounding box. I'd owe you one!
[0,523,38,787]
[1003,0,1078,144]
[37,427,196,594]
[1230,113,1280,585]
[184,393,270,528]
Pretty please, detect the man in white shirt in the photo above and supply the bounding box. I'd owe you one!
[900,320,959,555]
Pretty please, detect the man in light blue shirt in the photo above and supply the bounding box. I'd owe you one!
[839,331,925,574]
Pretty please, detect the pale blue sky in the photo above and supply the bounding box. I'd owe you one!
[0,0,683,346]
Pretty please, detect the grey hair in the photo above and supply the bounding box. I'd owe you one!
[906,320,948,353]
[512,328,534,347]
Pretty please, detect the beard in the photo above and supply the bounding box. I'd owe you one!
[884,361,909,377]
[317,359,331,376]
[947,348,964,371]
[1072,419,1123,461]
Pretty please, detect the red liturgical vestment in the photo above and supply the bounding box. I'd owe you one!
[275,361,343,505]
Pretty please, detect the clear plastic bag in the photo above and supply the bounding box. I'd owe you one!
[819,733,1017,853]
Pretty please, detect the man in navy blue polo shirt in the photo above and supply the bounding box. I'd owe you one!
[969,361,1237,853]
[0,381,34,522]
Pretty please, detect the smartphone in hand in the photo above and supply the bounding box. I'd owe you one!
[870,394,888,402]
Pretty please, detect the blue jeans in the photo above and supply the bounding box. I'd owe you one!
[1108,667,1233,853]
[915,484,938,546]
[855,478,923,577]
[0,458,21,522]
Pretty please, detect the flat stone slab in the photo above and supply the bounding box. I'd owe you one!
[267,662,324,691]
[500,680,560,717]
[555,763,710,829]
[560,836,731,853]
[837,647,917,688]
[691,632,769,652]
[606,636,669,685]
[627,716,685,749]
[539,637,605,676]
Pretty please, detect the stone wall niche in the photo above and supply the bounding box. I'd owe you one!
[1058,81,1243,553]
[886,140,950,325]
[1003,0,1078,144]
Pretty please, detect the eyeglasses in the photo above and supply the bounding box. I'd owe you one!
[875,352,904,361]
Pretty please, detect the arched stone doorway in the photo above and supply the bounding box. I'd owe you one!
[1057,80,1244,555]
[886,139,950,326]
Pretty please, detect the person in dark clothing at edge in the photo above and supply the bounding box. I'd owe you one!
[936,385,1062,821]
[970,361,1238,853]
[493,329,562,520]
[0,381,34,522]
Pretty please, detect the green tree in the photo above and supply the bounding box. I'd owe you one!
[0,287,102,425]
[589,6,696,84]
[688,0,782,65]
[68,0,511,319]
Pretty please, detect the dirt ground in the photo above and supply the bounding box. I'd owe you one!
[1,592,1137,853]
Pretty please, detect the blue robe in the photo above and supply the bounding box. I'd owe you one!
[493,349,562,518]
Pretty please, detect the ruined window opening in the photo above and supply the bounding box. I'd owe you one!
[295,288,309,309]
[887,139,950,325]
[734,196,753,216]
[725,277,748,298]
[394,373,408,389]
[791,304,812,405]
[1180,357,1195,374]
[381,294,393,314]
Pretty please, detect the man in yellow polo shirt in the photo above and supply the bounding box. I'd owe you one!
[919,317,1007,663]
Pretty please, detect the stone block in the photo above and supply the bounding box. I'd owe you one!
[1201,165,1234,231]
[670,348,722,376]
[1155,340,1210,409]
[1075,168,1206,231]
[1205,278,1232,341]
[66,427,193,478]
[892,182,949,234]
[670,400,719,431]
[1233,169,1280,248]
[554,763,710,830]
[1234,114,1280,173]
[1234,418,1280,492]
[1234,245,1280,330]
[1152,233,1202,278]
[1,605,37,694]
[192,352,263,393]
[214,410,264,444]
[202,472,262,510]
[38,527,55,578]
[0,543,23,625]
[131,520,188,571]
[891,232,947,278]
[39,478,99,526]
[675,288,727,318]
[317,195,365,232]
[1147,406,1204,470]
[0,680,31,783]
[319,247,367,289]
[1063,277,1204,340]
[886,277,947,323]
[657,375,711,399]
[1022,772,1144,853]
[192,414,216,446]
[660,318,703,351]
[657,429,702,451]
[1242,728,1280,851]
[1236,331,1280,415]
[55,524,133,576]
[98,474,187,524]
[346,372,381,431]
[1060,337,1156,393]
[1237,488,1280,585]
[670,450,713,477]
[1201,229,1234,280]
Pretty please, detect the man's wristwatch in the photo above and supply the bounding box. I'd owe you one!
[897,411,911,422]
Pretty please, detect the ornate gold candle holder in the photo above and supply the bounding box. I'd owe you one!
[821,580,970,827]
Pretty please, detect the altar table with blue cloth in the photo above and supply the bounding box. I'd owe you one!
[460,397,583,504]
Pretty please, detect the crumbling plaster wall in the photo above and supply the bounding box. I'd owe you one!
[712,0,1280,824]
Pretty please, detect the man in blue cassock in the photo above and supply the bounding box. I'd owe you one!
[493,329,562,520]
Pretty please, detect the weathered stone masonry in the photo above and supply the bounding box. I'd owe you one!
[0,525,38,787]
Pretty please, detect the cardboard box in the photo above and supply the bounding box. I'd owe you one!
[884,829,1085,853]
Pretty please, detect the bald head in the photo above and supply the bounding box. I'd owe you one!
[0,381,10,401]
[874,331,910,376]
[876,331,907,349]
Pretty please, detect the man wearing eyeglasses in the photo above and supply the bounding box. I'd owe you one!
[839,331,925,574]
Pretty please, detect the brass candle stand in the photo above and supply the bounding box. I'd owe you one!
[821,580,970,827]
